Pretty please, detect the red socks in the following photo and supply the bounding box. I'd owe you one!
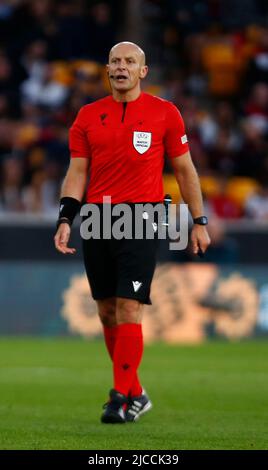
[103,324,143,397]
[113,323,143,397]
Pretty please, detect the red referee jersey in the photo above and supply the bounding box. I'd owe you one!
[69,92,189,203]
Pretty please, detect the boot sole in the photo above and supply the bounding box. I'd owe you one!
[101,412,126,424]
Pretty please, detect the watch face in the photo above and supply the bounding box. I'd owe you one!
[194,216,208,225]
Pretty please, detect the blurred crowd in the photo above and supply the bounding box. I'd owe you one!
[0,0,268,221]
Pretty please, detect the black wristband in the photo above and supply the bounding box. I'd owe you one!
[57,197,81,228]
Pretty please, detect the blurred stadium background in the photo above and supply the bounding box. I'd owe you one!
[0,0,268,450]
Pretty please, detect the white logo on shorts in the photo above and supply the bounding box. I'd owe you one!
[133,132,152,154]
[132,281,142,292]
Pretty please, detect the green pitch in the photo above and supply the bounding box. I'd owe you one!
[0,338,267,450]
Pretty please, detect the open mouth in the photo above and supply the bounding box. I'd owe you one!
[115,75,128,81]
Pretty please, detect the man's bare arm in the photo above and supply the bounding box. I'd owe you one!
[54,158,89,254]
[170,151,210,254]
[61,157,90,200]
[171,151,204,218]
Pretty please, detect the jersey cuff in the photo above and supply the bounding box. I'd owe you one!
[70,153,91,159]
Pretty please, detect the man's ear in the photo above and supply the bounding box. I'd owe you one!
[139,65,148,79]
[106,64,110,76]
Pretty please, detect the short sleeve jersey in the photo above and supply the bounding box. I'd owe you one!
[69,92,189,203]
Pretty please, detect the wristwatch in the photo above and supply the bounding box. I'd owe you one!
[193,216,208,225]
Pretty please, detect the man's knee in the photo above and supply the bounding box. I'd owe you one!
[116,298,143,324]
[97,298,116,327]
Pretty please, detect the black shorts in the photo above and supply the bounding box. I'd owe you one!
[81,203,161,305]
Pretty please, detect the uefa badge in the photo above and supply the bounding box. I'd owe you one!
[133,131,152,154]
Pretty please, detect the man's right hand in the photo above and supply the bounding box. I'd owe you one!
[54,223,76,255]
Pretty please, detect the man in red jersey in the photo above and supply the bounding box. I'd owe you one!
[54,42,210,424]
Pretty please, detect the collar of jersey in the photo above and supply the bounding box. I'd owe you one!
[111,91,144,105]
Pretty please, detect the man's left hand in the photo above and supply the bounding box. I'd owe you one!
[190,225,211,255]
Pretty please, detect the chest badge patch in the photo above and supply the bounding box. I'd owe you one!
[133,131,152,154]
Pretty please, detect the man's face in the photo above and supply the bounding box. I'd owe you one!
[107,44,148,93]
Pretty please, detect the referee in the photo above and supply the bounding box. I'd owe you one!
[54,42,210,424]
